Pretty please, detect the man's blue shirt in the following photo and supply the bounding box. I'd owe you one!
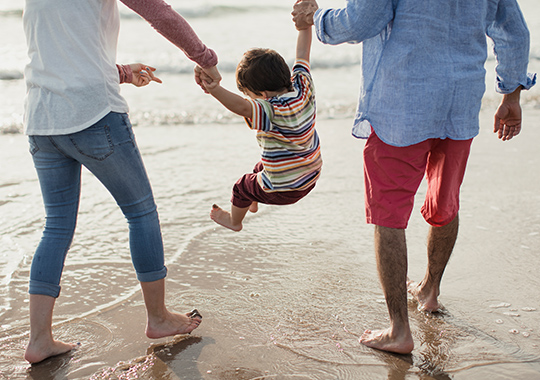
[314,0,536,147]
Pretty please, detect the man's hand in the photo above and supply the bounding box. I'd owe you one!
[494,87,522,141]
[292,0,318,30]
[129,64,162,87]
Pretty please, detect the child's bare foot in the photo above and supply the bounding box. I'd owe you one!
[25,338,79,364]
[210,204,242,231]
[146,309,202,339]
[407,279,441,312]
[248,202,258,213]
[359,328,414,354]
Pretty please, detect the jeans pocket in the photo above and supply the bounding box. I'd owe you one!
[119,113,136,147]
[69,123,114,161]
[28,136,40,156]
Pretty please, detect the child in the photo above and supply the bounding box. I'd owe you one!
[196,23,321,232]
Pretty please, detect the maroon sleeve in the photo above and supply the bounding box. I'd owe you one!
[119,0,218,68]
[116,64,133,84]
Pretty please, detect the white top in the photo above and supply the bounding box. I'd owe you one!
[23,0,129,135]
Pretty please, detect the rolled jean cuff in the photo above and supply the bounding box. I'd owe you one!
[136,266,168,282]
[29,279,61,298]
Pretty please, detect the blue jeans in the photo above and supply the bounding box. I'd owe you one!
[28,112,167,298]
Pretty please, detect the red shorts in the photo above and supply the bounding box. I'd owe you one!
[231,162,315,208]
[363,131,472,229]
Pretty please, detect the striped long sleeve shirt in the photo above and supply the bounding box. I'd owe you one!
[245,59,322,192]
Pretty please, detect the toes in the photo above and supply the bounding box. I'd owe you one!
[188,309,202,319]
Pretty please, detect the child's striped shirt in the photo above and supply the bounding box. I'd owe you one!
[245,59,322,192]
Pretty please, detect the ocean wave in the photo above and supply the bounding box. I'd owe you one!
[0,70,23,81]
[0,9,22,18]
[0,59,363,82]
[4,94,540,135]
[4,54,535,81]
[0,103,356,135]
[119,4,285,20]
[0,3,281,20]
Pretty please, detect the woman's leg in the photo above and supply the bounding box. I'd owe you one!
[25,295,79,363]
[68,113,200,336]
[25,135,82,363]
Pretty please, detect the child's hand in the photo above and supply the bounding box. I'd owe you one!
[129,64,163,87]
[194,65,221,94]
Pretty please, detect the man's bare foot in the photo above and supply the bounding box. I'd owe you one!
[248,202,258,213]
[210,204,242,231]
[359,328,414,354]
[25,338,79,364]
[407,279,441,312]
[146,310,202,339]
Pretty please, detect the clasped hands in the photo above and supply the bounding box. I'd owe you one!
[194,65,222,93]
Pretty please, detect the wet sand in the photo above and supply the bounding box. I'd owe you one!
[1,109,539,379]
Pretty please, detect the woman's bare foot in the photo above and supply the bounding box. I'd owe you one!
[359,328,414,354]
[146,310,202,339]
[407,279,441,312]
[25,338,79,364]
[210,204,242,231]
[248,202,258,213]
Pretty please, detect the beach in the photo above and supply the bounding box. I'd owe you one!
[0,0,539,378]
[0,108,539,379]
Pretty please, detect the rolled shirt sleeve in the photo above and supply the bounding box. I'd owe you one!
[314,0,394,46]
[487,0,536,93]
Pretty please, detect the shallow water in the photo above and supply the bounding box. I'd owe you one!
[1,111,539,379]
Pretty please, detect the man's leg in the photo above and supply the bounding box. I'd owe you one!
[411,138,471,311]
[361,132,432,354]
[360,225,414,354]
[408,214,459,312]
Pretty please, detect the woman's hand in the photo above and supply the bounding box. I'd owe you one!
[129,64,163,87]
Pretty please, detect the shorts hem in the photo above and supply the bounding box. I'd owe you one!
[366,217,408,230]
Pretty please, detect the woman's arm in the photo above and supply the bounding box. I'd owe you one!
[120,0,218,69]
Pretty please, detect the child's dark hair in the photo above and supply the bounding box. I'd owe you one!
[236,48,293,96]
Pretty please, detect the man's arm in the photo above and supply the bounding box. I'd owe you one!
[292,0,393,45]
[486,0,534,96]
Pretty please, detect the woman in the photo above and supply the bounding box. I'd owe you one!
[23,0,220,363]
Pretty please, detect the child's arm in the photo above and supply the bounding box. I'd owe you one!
[206,85,253,119]
[296,21,312,63]
[195,65,252,118]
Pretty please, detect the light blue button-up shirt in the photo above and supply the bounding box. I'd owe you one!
[314,0,536,147]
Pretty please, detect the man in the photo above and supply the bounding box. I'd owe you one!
[292,0,535,354]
